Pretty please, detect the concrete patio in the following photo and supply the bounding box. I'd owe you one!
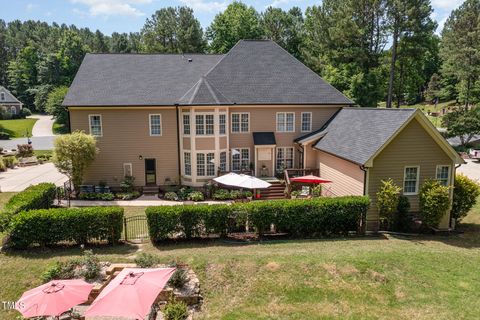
[0,163,68,192]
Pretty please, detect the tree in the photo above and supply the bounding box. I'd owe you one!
[386,0,436,108]
[141,6,205,53]
[442,108,480,146]
[7,46,39,109]
[440,0,480,108]
[451,174,480,221]
[425,73,441,102]
[53,131,98,193]
[207,1,263,53]
[45,86,69,126]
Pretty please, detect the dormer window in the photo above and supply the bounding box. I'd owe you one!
[0,92,5,101]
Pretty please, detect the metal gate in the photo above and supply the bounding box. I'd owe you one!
[124,215,149,242]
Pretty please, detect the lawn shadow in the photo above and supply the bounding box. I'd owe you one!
[0,125,15,138]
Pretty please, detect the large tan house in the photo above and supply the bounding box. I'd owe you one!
[64,40,463,231]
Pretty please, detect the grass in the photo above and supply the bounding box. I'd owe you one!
[53,122,69,135]
[1,200,480,319]
[33,150,53,157]
[0,118,37,138]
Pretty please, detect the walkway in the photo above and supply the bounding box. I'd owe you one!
[458,159,480,181]
[29,115,55,136]
[67,195,230,207]
[0,163,68,192]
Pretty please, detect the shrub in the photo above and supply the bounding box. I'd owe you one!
[17,144,33,157]
[135,252,160,268]
[81,250,101,280]
[186,191,204,202]
[0,157,5,171]
[8,207,124,248]
[147,197,370,241]
[212,189,231,200]
[394,196,411,232]
[163,300,188,320]
[78,192,115,201]
[0,183,56,231]
[41,260,78,283]
[168,269,188,289]
[451,174,480,221]
[177,187,192,200]
[20,107,32,118]
[376,179,402,223]
[115,191,141,200]
[229,190,243,199]
[3,156,18,168]
[0,131,9,140]
[120,175,135,193]
[419,180,451,228]
[164,192,179,201]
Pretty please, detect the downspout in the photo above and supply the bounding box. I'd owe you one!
[67,107,71,133]
[175,104,181,183]
[359,165,368,235]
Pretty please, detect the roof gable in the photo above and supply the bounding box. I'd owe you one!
[0,86,21,104]
[178,77,231,105]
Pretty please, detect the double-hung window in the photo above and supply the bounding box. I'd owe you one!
[219,114,226,134]
[232,148,249,171]
[220,151,227,171]
[196,152,215,176]
[183,114,190,135]
[123,163,132,177]
[231,113,249,133]
[301,112,312,132]
[276,147,294,170]
[149,114,162,136]
[403,166,420,195]
[89,115,102,137]
[277,112,295,132]
[436,165,450,186]
[195,114,214,135]
[196,153,205,176]
[0,92,4,101]
[184,152,191,176]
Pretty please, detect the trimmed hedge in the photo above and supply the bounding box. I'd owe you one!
[146,197,370,241]
[8,207,124,248]
[0,183,56,231]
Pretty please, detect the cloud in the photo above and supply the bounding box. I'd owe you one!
[70,0,152,17]
[26,3,37,11]
[177,0,227,13]
[431,0,464,10]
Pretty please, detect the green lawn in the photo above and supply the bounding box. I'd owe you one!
[0,118,37,138]
[53,121,69,135]
[1,200,480,319]
[33,150,53,157]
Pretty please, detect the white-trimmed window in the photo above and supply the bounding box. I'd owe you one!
[403,166,420,195]
[0,92,5,101]
[89,114,102,137]
[231,113,249,133]
[184,152,191,176]
[195,114,214,135]
[183,114,190,135]
[123,163,132,177]
[196,152,215,176]
[301,112,312,132]
[10,106,16,115]
[436,165,451,186]
[276,147,294,170]
[149,114,162,136]
[277,112,295,132]
[220,151,227,172]
[232,148,250,171]
[219,114,226,134]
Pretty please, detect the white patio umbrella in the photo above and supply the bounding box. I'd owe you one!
[237,174,272,189]
[213,172,244,187]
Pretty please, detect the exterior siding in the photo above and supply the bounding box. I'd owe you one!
[366,118,454,230]
[316,150,364,197]
[69,108,179,187]
[304,142,318,169]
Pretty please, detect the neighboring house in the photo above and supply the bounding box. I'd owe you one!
[0,86,23,115]
[64,40,462,230]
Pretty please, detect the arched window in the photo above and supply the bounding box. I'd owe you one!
[10,106,16,115]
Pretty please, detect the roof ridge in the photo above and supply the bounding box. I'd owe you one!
[0,85,21,103]
[202,77,232,104]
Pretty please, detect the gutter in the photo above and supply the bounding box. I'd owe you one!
[359,165,368,196]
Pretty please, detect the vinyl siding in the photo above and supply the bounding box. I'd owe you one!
[316,150,364,197]
[366,118,454,230]
[70,108,179,187]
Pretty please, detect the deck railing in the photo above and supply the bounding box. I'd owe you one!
[284,168,320,198]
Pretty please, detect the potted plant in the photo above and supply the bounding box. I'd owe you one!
[291,190,301,199]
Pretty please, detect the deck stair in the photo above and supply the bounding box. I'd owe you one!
[259,180,286,200]
[142,185,159,195]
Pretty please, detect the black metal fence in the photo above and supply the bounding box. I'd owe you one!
[124,215,149,242]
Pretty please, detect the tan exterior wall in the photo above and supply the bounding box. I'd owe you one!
[182,138,191,150]
[316,150,364,197]
[304,142,318,169]
[69,108,179,187]
[196,138,215,150]
[366,118,454,230]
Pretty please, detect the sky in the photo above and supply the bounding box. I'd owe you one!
[0,0,466,35]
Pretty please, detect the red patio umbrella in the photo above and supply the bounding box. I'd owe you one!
[16,279,94,318]
[290,175,332,184]
[85,267,176,320]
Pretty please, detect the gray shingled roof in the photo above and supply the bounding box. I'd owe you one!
[313,108,417,165]
[253,132,276,145]
[63,54,223,106]
[0,86,21,104]
[63,40,353,107]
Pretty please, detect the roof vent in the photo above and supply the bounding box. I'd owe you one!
[187,58,193,62]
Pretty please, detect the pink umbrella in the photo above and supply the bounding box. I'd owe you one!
[290,175,332,184]
[16,279,94,318]
[85,267,176,320]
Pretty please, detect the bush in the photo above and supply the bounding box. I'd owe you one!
[8,207,124,248]
[115,191,141,200]
[168,269,188,289]
[451,174,480,221]
[120,175,135,193]
[0,183,56,231]
[419,180,451,228]
[78,192,115,201]
[177,187,192,200]
[163,300,188,320]
[41,260,78,283]
[135,252,160,268]
[0,131,10,140]
[186,191,204,202]
[81,250,101,280]
[394,196,411,232]
[147,197,370,241]
[0,157,5,171]
[3,156,18,168]
[20,107,32,118]
[164,192,179,201]
[229,190,243,199]
[17,144,33,157]
[376,179,401,223]
[212,189,231,200]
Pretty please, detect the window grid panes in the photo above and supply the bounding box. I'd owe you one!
[196,115,204,135]
[436,166,450,186]
[232,148,249,171]
[301,112,312,132]
[220,151,227,171]
[183,114,190,135]
[89,115,102,136]
[196,153,205,176]
[276,147,294,170]
[277,112,295,132]
[150,115,161,135]
[219,114,226,134]
[232,113,249,133]
[404,167,419,194]
[184,152,191,176]
[0,93,4,101]
[206,115,214,135]
[207,153,215,176]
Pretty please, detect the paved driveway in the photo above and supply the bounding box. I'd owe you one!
[29,115,55,136]
[0,163,67,192]
[457,159,480,181]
